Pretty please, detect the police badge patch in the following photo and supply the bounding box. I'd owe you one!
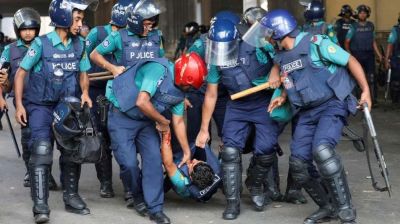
[86,40,91,47]
[102,40,110,48]
[28,49,36,57]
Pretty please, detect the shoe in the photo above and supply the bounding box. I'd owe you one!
[23,172,30,187]
[149,211,171,224]
[100,181,115,198]
[34,213,49,224]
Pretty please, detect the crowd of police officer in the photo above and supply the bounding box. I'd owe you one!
[0,0,397,224]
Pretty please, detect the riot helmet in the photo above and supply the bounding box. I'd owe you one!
[243,9,297,47]
[110,2,129,28]
[49,0,99,28]
[355,4,371,18]
[126,0,166,34]
[210,10,240,26]
[338,4,354,17]
[205,19,240,66]
[242,7,267,26]
[303,0,325,21]
[13,8,41,39]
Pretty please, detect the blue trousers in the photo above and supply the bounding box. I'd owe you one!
[222,93,279,155]
[26,103,55,149]
[108,107,164,214]
[291,98,349,163]
[186,91,227,144]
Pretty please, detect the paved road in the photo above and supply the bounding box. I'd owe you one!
[0,98,399,224]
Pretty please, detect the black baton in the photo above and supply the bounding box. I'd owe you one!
[4,109,21,157]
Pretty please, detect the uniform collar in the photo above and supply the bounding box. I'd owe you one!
[16,39,25,47]
[48,30,72,47]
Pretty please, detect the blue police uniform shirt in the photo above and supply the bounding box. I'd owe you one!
[85,24,113,56]
[20,30,91,73]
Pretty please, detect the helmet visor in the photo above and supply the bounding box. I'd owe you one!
[68,0,99,12]
[133,0,166,19]
[242,20,273,47]
[205,38,239,66]
[14,8,41,29]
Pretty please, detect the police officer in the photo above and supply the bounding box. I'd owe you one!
[106,52,207,223]
[161,130,221,202]
[14,0,97,222]
[85,2,130,199]
[90,0,165,209]
[385,14,400,105]
[185,11,239,148]
[245,9,372,224]
[335,5,356,48]
[302,0,338,43]
[345,4,383,105]
[0,7,58,190]
[196,19,280,220]
[239,6,308,205]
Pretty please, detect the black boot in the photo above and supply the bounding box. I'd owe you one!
[264,153,284,203]
[284,167,308,204]
[49,172,58,191]
[30,166,50,223]
[289,157,335,224]
[149,211,171,224]
[221,147,241,220]
[95,156,115,198]
[132,194,148,217]
[246,154,275,211]
[62,163,90,215]
[314,145,357,224]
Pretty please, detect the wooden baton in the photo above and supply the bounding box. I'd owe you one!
[89,75,114,81]
[87,71,112,77]
[230,82,270,100]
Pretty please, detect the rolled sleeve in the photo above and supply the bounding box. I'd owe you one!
[95,31,121,56]
[85,27,99,55]
[170,101,184,116]
[388,28,398,44]
[206,65,220,84]
[0,45,11,64]
[319,38,350,66]
[19,38,42,71]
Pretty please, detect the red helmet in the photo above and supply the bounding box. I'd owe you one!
[175,52,207,89]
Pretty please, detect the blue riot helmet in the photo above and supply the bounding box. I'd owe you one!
[52,97,92,150]
[126,0,166,34]
[303,0,325,21]
[13,8,41,39]
[110,3,128,28]
[49,0,99,28]
[243,9,297,47]
[210,10,240,25]
[205,19,239,66]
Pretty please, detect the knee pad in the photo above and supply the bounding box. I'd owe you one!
[254,154,276,168]
[289,156,312,185]
[29,140,53,166]
[313,144,343,178]
[221,147,241,163]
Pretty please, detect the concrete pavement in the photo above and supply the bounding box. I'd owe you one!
[0,98,399,224]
